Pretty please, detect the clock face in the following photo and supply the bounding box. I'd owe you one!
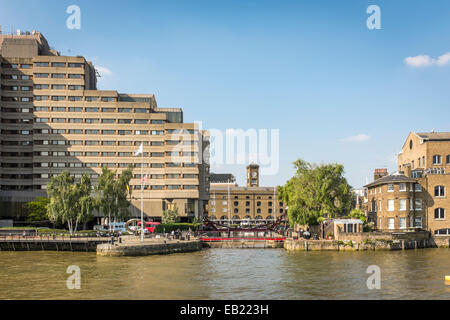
[252,172,257,178]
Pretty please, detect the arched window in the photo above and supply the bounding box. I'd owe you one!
[243,215,251,220]
[220,216,228,220]
[232,215,240,220]
[435,186,445,197]
[266,215,274,220]
[447,155,450,164]
[209,215,217,220]
[255,215,263,220]
[434,208,445,220]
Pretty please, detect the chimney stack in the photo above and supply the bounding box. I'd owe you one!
[374,168,388,181]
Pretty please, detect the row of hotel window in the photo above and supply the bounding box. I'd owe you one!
[1,140,196,147]
[1,107,156,114]
[35,184,198,190]
[6,128,196,137]
[2,85,85,91]
[34,118,177,126]
[32,162,198,168]
[2,62,84,68]
[1,96,119,102]
[32,151,197,157]
[0,162,197,169]
[21,173,198,179]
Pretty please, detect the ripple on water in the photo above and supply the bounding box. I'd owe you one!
[1,249,450,299]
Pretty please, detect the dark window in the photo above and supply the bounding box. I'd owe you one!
[435,186,445,197]
[435,208,445,220]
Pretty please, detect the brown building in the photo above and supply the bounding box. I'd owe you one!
[206,164,285,223]
[398,131,450,236]
[0,30,210,221]
[364,131,449,235]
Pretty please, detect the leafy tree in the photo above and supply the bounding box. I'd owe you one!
[24,197,50,222]
[162,205,179,224]
[46,171,95,234]
[95,165,133,231]
[278,158,353,227]
[348,209,367,224]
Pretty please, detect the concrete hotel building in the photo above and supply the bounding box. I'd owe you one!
[365,131,450,236]
[206,164,286,222]
[0,30,210,221]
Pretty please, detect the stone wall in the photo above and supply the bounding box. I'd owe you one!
[284,237,440,251]
[202,239,284,249]
[96,240,203,256]
[334,230,429,241]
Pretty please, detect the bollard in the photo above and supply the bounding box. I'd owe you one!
[118,237,122,244]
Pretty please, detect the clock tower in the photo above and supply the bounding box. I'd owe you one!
[246,163,260,187]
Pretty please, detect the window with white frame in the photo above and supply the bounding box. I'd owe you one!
[434,208,445,220]
[388,218,395,229]
[433,155,442,165]
[415,199,422,211]
[415,217,422,228]
[399,217,406,229]
[414,184,422,192]
[399,199,407,211]
[434,186,445,197]
[388,200,395,211]
[387,184,395,192]
[399,183,406,192]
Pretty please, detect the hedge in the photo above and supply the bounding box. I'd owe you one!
[155,223,201,233]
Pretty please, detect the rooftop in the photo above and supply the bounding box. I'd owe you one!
[364,172,417,188]
[415,131,450,141]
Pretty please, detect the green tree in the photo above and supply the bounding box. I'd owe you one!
[348,209,367,224]
[24,197,50,222]
[95,165,133,231]
[162,205,179,224]
[46,171,95,234]
[278,158,353,227]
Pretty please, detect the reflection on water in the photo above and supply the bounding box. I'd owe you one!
[1,248,450,299]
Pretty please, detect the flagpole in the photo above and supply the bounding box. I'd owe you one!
[140,148,144,242]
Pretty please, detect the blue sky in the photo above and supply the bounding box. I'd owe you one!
[1,0,449,188]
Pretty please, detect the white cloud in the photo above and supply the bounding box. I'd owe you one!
[96,66,113,76]
[436,52,450,66]
[404,55,433,67]
[404,52,450,67]
[341,134,371,143]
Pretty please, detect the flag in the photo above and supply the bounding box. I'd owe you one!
[126,184,130,192]
[141,174,148,183]
[134,143,143,156]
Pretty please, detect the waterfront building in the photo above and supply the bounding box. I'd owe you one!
[206,164,286,223]
[365,131,450,235]
[0,30,210,222]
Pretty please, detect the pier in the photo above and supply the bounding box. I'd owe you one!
[0,235,110,252]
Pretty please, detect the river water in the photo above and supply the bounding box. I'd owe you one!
[1,248,450,300]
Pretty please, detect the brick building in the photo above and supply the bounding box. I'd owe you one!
[364,131,449,235]
[206,164,286,223]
